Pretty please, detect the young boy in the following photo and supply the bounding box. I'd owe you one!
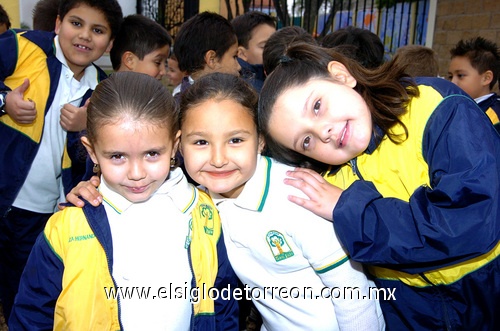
[231,11,276,93]
[448,36,500,132]
[0,0,122,320]
[167,53,186,95]
[173,11,241,101]
[110,14,172,81]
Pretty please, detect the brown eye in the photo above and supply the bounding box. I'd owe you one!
[302,136,311,150]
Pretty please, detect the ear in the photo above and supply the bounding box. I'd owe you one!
[204,50,218,70]
[81,136,98,164]
[482,70,494,87]
[122,51,137,71]
[257,134,266,154]
[172,130,182,158]
[327,61,357,88]
[105,39,114,54]
[237,46,248,62]
[55,15,62,34]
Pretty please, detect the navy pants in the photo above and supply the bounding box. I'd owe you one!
[0,207,51,321]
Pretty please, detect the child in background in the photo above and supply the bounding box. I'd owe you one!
[392,44,439,77]
[110,14,172,80]
[258,42,500,330]
[167,53,186,96]
[32,0,60,31]
[66,73,385,331]
[231,11,276,92]
[0,0,122,320]
[321,26,385,69]
[448,36,500,131]
[173,11,240,101]
[0,4,11,34]
[9,72,239,330]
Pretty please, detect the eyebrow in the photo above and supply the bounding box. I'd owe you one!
[68,15,108,30]
[185,129,253,138]
[292,90,314,149]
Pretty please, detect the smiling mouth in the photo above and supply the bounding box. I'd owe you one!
[75,44,91,50]
[338,122,348,147]
[206,170,236,178]
[127,185,149,194]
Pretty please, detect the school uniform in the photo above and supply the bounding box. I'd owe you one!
[0,29,106,319]
[10,168,240,330]
[326,77,500,330]
[211,155,384,331]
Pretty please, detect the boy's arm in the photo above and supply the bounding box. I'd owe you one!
[9,232,64,330]
[213,230,240,330]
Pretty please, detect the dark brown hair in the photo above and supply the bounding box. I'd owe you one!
[258,42,418,172]
[87,72,178,144]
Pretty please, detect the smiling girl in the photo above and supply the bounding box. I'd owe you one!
[9,72,238,330]
[258,42,500,330]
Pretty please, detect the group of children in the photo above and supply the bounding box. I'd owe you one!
[0,1,499,330]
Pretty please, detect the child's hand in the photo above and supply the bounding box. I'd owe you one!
[284,168,343,221]
[58,176,102,209]
[60,99,89,131]
[4,79,37,124]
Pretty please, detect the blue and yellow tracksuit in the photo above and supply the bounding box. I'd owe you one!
[0,29,107,214]
[326,77,500,330]
[9,188,239,330]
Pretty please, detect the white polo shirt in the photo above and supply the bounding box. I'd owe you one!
[102,168,195,331]
[210,155,382,331]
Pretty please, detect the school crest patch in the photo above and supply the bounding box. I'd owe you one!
[266,230,294,262]
[199,203,214,235]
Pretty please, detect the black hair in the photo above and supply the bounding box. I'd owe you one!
[231,11,276,48]
[174,11,237,75]
[321,26,385,69]
[58,0,123,38]
[450,36,500,89]
[110,14,172,71]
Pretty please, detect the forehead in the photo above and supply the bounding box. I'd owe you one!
[449,56,476,72]
[63,4,110,27]
[184,99,255,126]
[250,24,275,42]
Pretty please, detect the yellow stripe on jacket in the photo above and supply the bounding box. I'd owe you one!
[44,207,120,331]
[0,31,50,143]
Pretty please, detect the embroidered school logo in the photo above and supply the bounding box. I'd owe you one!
[199,204,214,235]
[266,230,294,262]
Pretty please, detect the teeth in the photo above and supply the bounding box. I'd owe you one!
[339,127,346,146]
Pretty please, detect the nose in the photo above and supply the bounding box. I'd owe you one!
[210,145,228,168]
[79,28,91,41]
[317,123,333,143]
[159,62,167,79]
[128,160,146,180]
[450,76,458,85]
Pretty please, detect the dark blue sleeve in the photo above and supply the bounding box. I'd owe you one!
[333,94,500,273]
[213,230,239,330]
[9,232,63,330]
[0,30,18,88]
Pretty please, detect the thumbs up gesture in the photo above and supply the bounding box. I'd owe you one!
[4,78,37,124]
